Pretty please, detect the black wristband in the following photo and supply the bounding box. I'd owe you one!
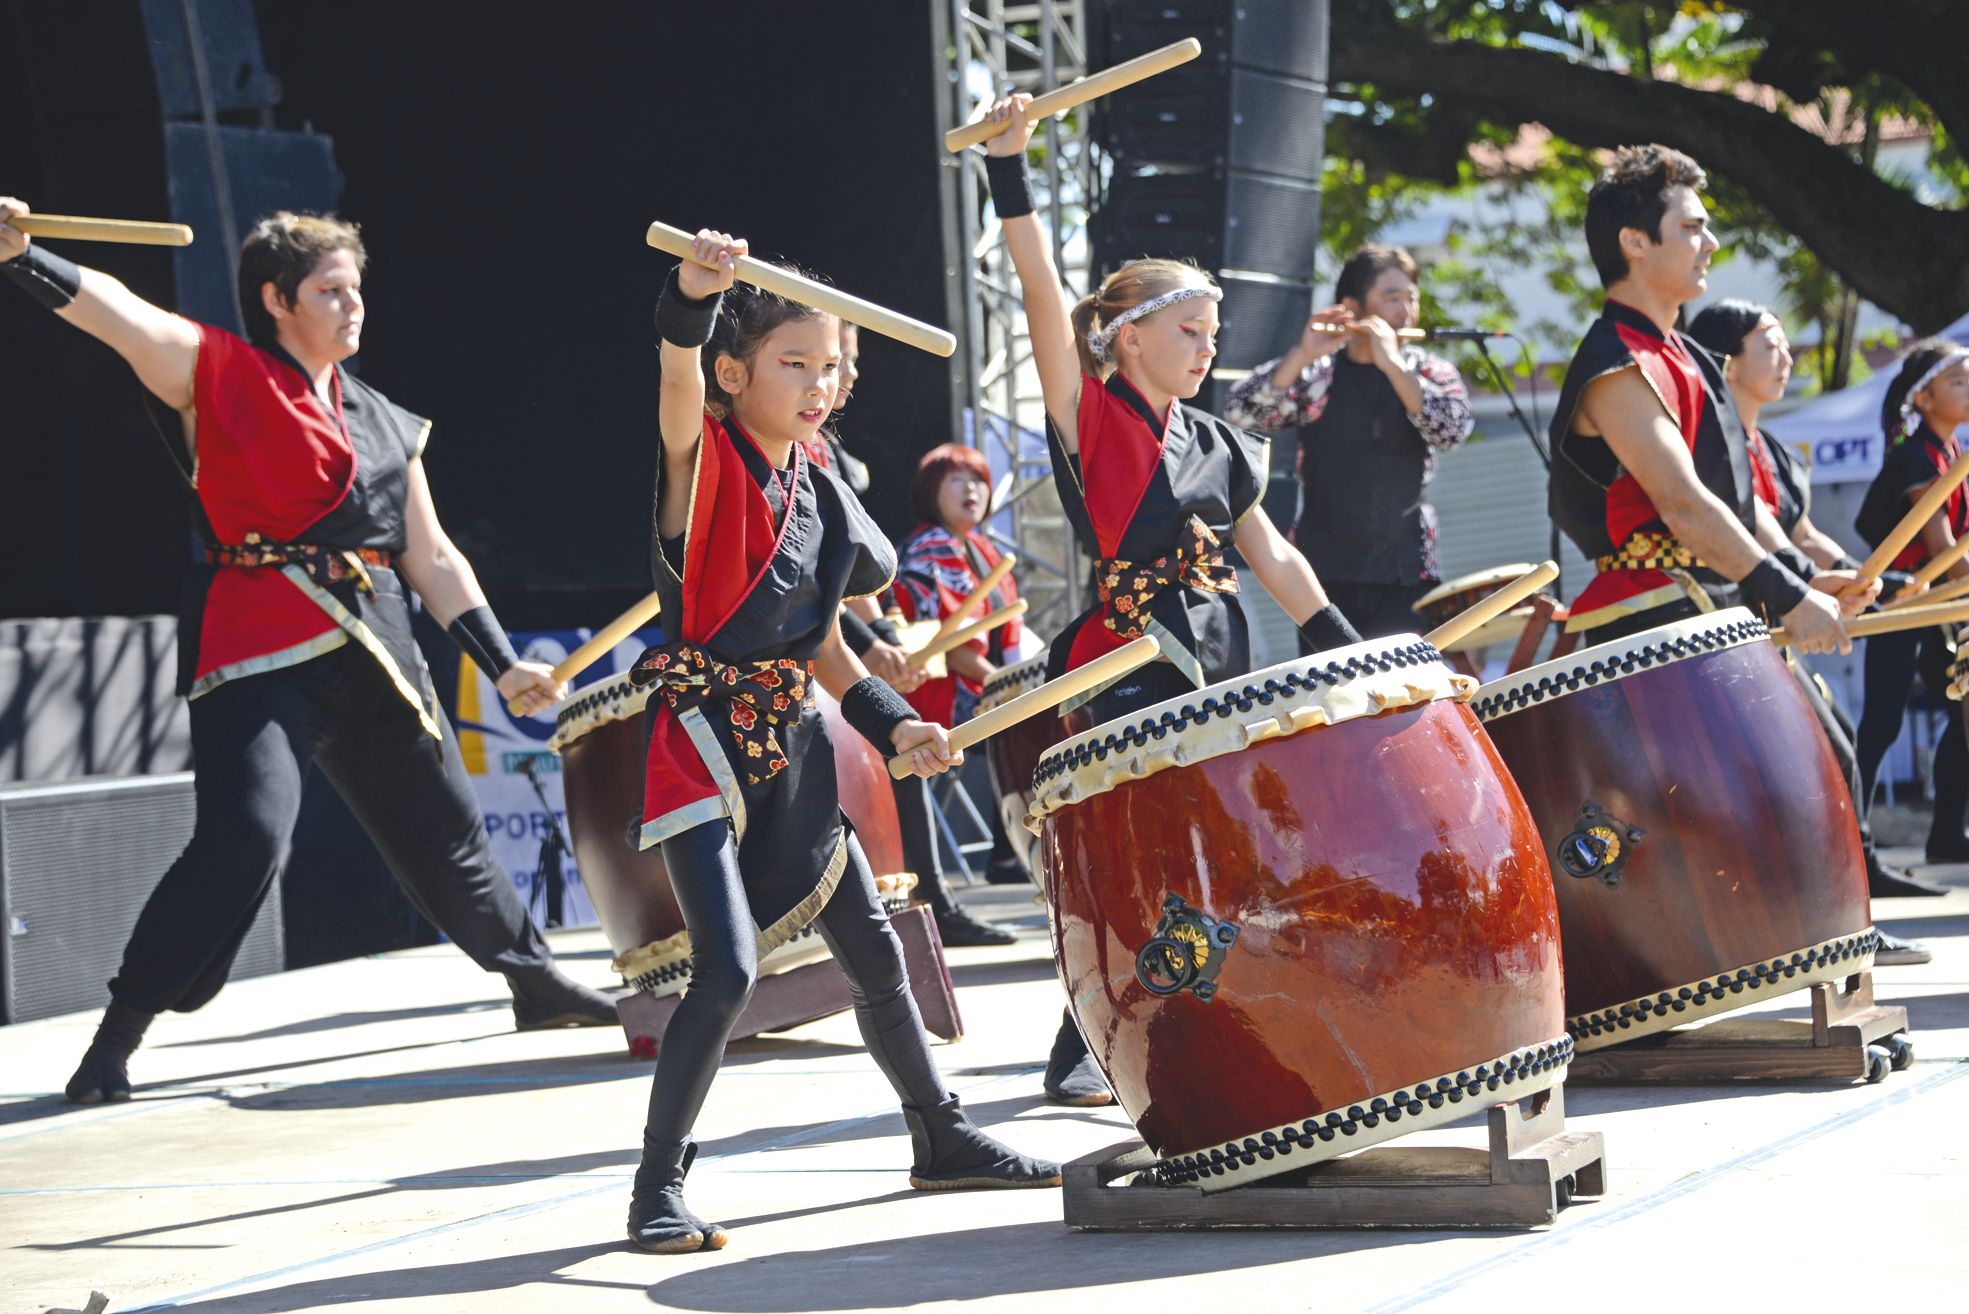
[1774,545,1818,584]
[841,676,915,757]
[448,604,521,681]
[1737,554,1812,621]
[870,616,902,648]
[2,242,82,310]
[1879,569,1915,595]
[1299,603,1363,653]
[1834,554,1863,574]
[983,152,1035,219]
[655,266,722,349]
[839,608,878,656]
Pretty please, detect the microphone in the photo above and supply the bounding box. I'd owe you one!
[1424,327,1511,342]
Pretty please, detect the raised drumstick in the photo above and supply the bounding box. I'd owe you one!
[646,220,955,358]
[889,635,1162,779]
[1423,561,1560,652]
[506,591,662,716]
[1891,532,1969,601]
[1853,445,1969,586]
[935,551,1018,640]
[908,600,1028,670]
[945,39,1202,152]
[13,213,193,246]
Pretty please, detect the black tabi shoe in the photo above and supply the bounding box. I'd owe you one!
[1868,859,1951,898]
[983,856,1031,886]
[1874,931,1934,967]
[507,964,621,1030]
[628,1137,727,1253]
[1042,1013,1113,1108]
[934,908,1017,947]
[64,1000,154,1105]
[1920,838,1969,867]
[903,1095,1062,1191]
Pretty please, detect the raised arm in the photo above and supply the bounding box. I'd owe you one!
[980,97,1083,448]
[655,231,743,539]
[1,197,198,411]
[1578,368,1851,653]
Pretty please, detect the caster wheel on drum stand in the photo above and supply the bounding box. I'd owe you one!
[1885,1033,1916,1071]
[1864,1045,1892,1084]
[1555,1173,1576,1208]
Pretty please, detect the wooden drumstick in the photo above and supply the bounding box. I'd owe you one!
[1853,446,1969,586]
[1771,598,1969,648]
[13,213,193,246]
[908,600,1028,670]
[889,635,1161,779]
[935,551,1018,640]
[945,38,1202,153]
[645,220,955,358]
[1891,532,1969,600]
[1423,560,1559,652]
[506,590,663,716]
[1885,570,1969,611]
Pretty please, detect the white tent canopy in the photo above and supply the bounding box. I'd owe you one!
[1771,310,1969,485]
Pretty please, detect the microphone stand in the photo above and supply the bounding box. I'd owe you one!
[520,755,570,928]
[1468,333,1562,594]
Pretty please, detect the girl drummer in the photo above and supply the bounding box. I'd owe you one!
[629,231,1059,1254]
[977,95,1359,722]
[1852,340,1969,863]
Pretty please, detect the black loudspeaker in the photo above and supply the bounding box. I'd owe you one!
[0,774,284,1022]
[1092,0,1329,406]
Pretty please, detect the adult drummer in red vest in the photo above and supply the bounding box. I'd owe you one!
[1547,146,1876,648]
[0,199,616,1107]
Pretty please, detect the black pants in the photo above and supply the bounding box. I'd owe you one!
[1855,625,1967,850]
[645,819,945,1144]
[1306,580,1434,650]
[109,643,550,1014]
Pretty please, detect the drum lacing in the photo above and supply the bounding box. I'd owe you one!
[1470,617,1767,721]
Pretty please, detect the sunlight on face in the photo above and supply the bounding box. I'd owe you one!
[270,247,364,364]
[722,314,841,448]
[1916,357,1969,430]
[1728,314,1792,406]
[1114,288,1220,402]
[1629,185,1717,301]
[1350,268,1419,331]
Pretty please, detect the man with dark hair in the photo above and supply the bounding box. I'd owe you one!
[1547,145,1870,648]
[1227,243,1474,641]
[0,198,618,1107]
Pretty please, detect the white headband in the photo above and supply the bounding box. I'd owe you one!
[1086,286,1223,364]
[1900,347,1969,433]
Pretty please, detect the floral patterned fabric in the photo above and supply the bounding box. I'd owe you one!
[630,643,812,787]
[1224,349,1474,456]
[1096,516,1239,640]
[206,534,393,597]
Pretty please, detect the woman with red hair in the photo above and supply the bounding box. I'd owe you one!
[891,443,1024,947]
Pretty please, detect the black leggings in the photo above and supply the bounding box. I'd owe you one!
[110,643,550,1015]
[644,818,947,1145]
[1855,625,1967,847]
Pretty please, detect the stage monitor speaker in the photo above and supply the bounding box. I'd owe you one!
[0,773,284,1023]
[1103,0,1328,82]
[1096,168,1322,286]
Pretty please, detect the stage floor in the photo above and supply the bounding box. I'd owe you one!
[4,860,1966,1314]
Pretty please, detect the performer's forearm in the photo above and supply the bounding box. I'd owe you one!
[813,617,874,702]
[1653,483,1769,580]
[17,259,197,409]
[1233,507,1330,624]
[398,533,490,628]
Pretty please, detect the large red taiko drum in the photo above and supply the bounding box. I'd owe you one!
[1473,607,1876,1050]
[551,673,910,995]
[1030,635,1569,1191]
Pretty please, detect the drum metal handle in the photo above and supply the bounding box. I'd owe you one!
[1133,894,1240,1002]
[1556,802,1643,888]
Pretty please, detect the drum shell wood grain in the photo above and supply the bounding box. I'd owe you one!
[1040,700,1563,1159]
[557,688,907,961]
[1480,640,1870,1023]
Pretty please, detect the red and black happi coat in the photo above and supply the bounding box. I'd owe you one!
[892,523,1022,726]
[636,415,893,953]
[174,323,439,734]
[1549,299,1756,633]
[1856,421,1969,571]
[1046,373,1269,709]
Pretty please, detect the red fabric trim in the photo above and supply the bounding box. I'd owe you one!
[1077,375,1166,557]
[1892,433,1968,571]
[893,527,1023,725]
[186,324,362,687]
[1746,426,1781,516]
[1577,323,1709,613]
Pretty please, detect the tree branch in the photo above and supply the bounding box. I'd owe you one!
[1329,12,1969,331]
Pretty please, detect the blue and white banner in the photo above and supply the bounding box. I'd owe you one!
[451,626,662,931]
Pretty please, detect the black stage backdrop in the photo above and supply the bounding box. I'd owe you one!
[0,1,954,630]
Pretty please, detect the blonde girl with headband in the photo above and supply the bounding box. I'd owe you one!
[1853,339,1969,862]
[978,95,1358,726]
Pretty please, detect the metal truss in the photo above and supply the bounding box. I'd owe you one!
[931,0,1095,638]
